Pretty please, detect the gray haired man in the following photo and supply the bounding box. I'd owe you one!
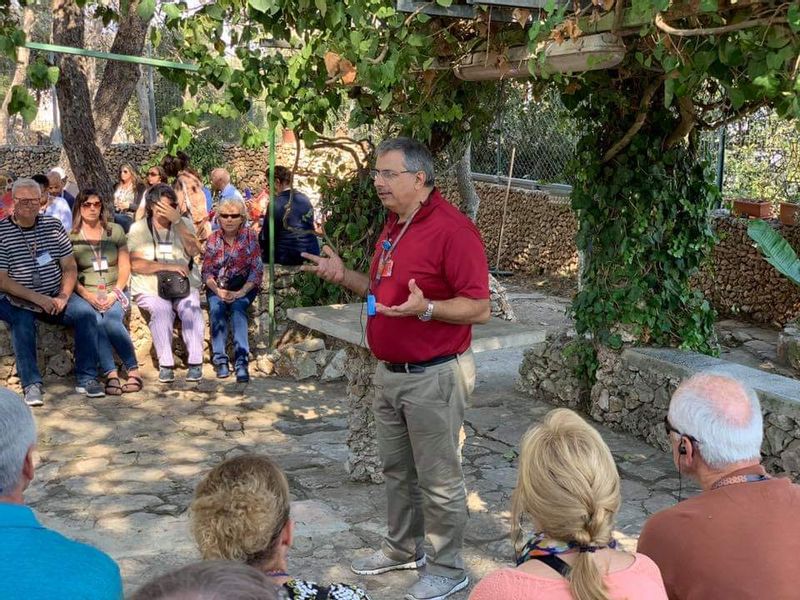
[0,387,122,597]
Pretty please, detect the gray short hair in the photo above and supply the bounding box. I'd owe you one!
[0,388,36,496]
[669,373,763,468]
[130,560,280,600]
[217,198,248,219]
[375,137,435,187]
[11,178,42,199]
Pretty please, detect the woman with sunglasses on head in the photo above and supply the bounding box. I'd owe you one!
[112,163,146,233]
[129,183,204,384]
[70,190,143,395]
[202,198,262,383]
[469,408,667,600]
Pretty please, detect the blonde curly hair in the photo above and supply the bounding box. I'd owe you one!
[511,409,621,600]
[191,454,290,567]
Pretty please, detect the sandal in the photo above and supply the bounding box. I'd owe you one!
[122,375,143,394]
[105,377,123,396]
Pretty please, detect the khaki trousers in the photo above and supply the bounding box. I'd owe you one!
[372,350,475,579]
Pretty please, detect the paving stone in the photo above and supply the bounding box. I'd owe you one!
[26,304,697,599]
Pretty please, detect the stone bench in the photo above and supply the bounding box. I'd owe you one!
[0,266,305,390]
[287,302,546,483]
[519,332,800,478]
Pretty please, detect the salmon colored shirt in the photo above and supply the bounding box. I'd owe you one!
[468,554,667,600]
[638,465,800,600]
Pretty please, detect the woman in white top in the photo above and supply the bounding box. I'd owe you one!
[112,163,145,233]
[128,184,204,384]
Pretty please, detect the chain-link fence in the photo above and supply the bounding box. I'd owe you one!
[470,84,579,185]
[471,84,800,203]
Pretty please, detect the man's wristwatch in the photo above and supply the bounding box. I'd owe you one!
[418,300,434,322]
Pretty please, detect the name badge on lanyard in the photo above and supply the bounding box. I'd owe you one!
[36,251,53,267]
[157,243,172,258]
[92,256,109,272]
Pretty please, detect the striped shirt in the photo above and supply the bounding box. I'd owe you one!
[0,215,72,297]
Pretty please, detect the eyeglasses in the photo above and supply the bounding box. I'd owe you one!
[369,169,414,181]
[147,171,159,177]
[663,415,700,444]
[82,201,102,208]
[14,198,40,206]
[218,213,242,219]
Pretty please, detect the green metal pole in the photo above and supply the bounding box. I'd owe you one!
[268,127,276,346]
[24,41,199,71]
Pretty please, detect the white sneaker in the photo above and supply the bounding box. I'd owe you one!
[23,383,44,407]
[405,574,469,600]
[351,549,426,575]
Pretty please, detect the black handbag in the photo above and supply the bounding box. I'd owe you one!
[156,264,192,300]
[150,218,194,300]
[219,271,248,292]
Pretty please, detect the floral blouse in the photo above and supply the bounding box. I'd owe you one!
[201,227,263,290]
[283,579,371,600]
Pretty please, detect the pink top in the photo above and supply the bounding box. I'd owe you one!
[469,553,668,600]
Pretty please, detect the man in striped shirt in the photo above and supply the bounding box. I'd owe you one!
[0,178,104,406]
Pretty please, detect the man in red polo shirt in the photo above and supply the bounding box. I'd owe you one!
[302,137,490,600]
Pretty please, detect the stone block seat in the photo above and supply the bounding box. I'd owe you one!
[0,266,304,391]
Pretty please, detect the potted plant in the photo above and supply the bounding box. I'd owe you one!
[732,197,772,218]
[779,198,800,225]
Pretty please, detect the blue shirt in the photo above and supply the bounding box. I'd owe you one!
[220,183,243,201]
[0,504,123,600]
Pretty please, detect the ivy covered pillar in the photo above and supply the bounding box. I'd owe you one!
[564,75,720,363]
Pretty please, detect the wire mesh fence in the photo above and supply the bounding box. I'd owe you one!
[470,84,800,204]
[470,84,579,184]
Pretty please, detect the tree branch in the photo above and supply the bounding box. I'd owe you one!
[602,76,664,163]
[655,12,788,37]
[664,95,697,149]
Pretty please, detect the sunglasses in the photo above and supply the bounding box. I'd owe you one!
[219,213,242,219]
[82,201,102,208]
[663,415,700,444]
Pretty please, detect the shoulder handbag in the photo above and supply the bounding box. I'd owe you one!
[149,217,193,300]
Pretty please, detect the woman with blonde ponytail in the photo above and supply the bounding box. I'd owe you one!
[191,454,371,599]
[469,409,667,600]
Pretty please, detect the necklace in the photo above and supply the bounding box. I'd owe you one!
[711,473,770,490]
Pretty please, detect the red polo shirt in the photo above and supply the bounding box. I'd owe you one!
[366,188,489,363]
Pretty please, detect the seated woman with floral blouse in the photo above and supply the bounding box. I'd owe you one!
[201,197,263,383]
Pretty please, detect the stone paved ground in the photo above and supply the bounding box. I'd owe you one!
[27,287,703,599]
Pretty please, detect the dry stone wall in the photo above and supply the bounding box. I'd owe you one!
[0,141,363,201]
[439,180,579,277]
[519,333,800,480]
[693,213,800,325]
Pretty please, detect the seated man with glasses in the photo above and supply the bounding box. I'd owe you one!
[0,178,104,406]
[638,373,800,600]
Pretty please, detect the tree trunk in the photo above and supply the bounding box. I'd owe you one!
[135,66,157,144]
[52,0,113,200]
[0,5,35,145]
[93,0,151,150]
[456,140,480,222]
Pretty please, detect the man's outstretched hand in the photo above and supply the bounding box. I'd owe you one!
[301,245,345,284]
[376,279,428,318]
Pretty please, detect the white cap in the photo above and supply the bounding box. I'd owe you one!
[50,167,66,179]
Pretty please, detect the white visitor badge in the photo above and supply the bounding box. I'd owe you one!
[36,252,53,267]
[92,257,109,272]
[157,243,172,257]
